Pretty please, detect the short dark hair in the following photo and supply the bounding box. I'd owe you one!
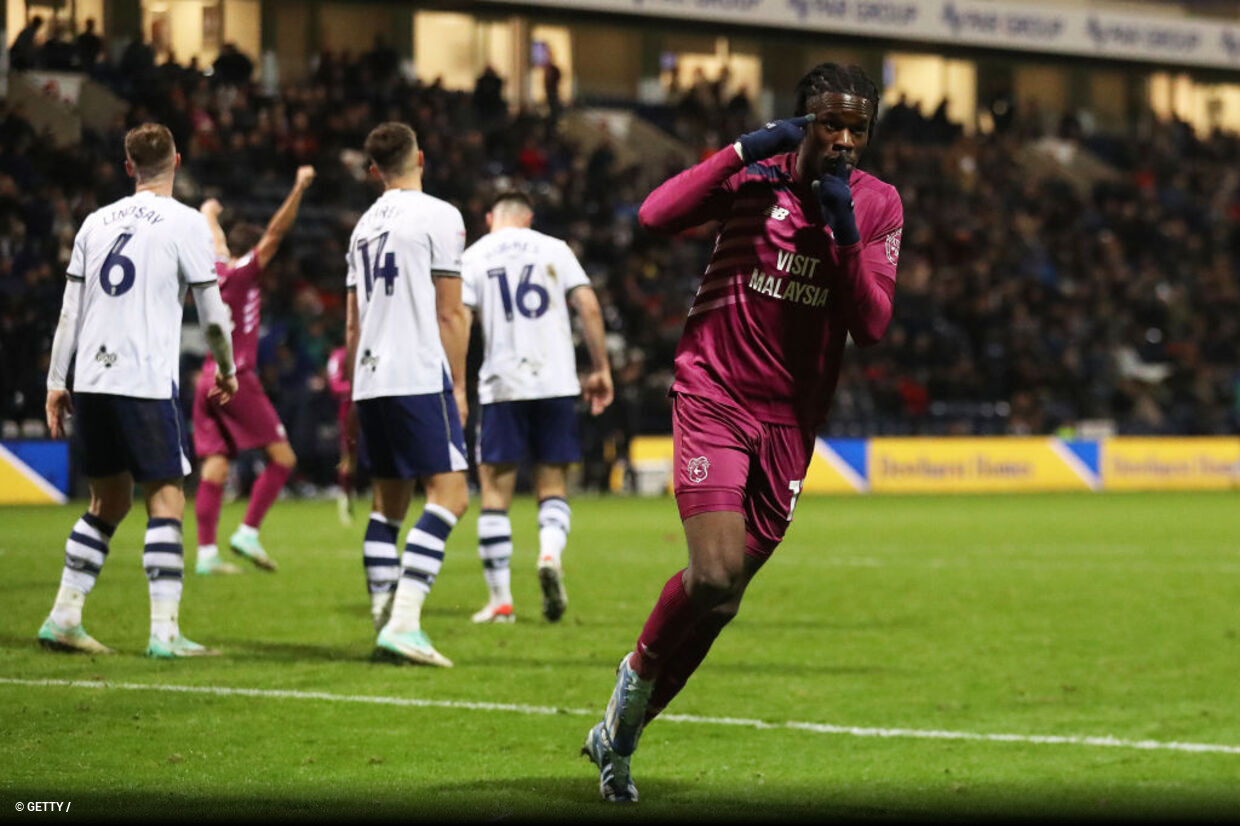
[124,123,176,179]
[793,63,881,125]
[226,222,263,259]
[490,191,534,213]
[363,122,418,176]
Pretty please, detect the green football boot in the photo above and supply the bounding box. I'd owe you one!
[37,618,114,655]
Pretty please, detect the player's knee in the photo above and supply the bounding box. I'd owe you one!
[684,565,745,607]
[270,443,296,469]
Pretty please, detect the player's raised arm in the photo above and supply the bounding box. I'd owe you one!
[638,115,814,235]
[814,157,902,346]
[199,198,229,260]
[45,275,83,438]
[254,165,316,269]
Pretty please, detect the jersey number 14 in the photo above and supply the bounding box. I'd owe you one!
[359,232,398,298]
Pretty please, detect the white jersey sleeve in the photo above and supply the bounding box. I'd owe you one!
[460,252,480,308]
[67,223,88,280]
[178,213,221,285]
[552,239,591,295]
[430,205,465,276]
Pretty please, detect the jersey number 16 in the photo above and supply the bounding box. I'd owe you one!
[486,264,549,321]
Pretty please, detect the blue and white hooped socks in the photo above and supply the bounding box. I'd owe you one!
[50,512,115,628]
[363,513,401,624]
[387,504,457,633]
[477,509,513,606]
[144,517,185,642]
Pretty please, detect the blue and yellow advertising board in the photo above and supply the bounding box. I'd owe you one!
[621,436,1236,495]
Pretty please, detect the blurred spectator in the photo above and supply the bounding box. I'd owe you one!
[75,18,103,70]
[10,15,44,71]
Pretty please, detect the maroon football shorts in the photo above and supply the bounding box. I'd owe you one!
[192,370,286,458]
[671,391,815,560]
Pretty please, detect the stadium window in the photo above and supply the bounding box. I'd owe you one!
[882,53,977,135]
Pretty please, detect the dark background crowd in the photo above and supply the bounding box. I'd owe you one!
[2,34,1238,492]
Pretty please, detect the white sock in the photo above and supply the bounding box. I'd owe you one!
[538,497,571,567]
[50,584,86,628]
[151,599,179,643]
[371,591,394,624]
[236,523,259,540]
[197,543,219,562]
[386,579,427,633]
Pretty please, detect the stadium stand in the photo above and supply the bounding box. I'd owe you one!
[2,42,1238,494]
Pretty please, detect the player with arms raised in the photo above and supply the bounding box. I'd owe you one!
[582,63,904,801]
[460,191,612,624]
[191,165,315,575]
[346,122,470,667]
[38,123,239,658]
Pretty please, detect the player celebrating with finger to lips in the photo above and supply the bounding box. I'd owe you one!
[583,63,904,802]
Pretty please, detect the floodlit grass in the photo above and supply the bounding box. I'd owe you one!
[2,492,1239,820]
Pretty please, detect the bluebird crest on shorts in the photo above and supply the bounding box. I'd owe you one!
[686,455,710,484]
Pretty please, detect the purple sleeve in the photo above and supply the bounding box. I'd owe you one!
[835,186,903,347]
[638,146,746,235]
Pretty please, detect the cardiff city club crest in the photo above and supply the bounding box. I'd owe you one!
[686,456,710,484]
[885,228,902,266]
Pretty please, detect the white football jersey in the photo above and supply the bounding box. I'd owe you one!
[461,227,591,405]
[347,189,466,400]
[67,191,218,399]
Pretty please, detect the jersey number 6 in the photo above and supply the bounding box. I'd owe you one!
[100,233,137,297]
[487,264,549,321]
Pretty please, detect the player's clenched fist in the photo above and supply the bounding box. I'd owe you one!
[295,166,316,189]
[200,198,223,219]
[210,371,239,405]
[811,156,860,246]
[735,114,816,163]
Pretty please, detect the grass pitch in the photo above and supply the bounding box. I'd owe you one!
[2,491,1240,821]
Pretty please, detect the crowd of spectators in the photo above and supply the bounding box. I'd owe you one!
[2,37,1238,494]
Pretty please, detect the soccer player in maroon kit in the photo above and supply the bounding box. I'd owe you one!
[583,64,904,802]
[191,165,315,575]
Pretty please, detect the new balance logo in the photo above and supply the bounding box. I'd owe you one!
[765,206,790,221]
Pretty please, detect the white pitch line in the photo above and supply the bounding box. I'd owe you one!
[3,677,1240,756]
